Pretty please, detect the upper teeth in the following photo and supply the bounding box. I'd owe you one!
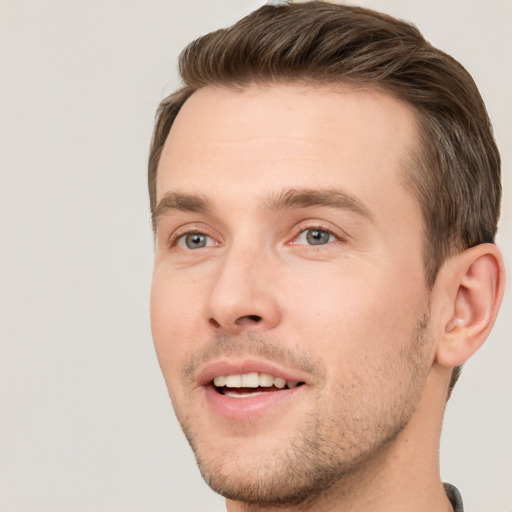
[213,372,299,389]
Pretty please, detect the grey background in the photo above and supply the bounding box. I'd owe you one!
[0,1,510,510]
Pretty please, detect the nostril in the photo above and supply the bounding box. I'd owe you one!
[209,318,221,328]
[237,314,262,324]
[209,315,263,329]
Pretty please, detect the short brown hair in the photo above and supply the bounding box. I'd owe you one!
[148,1,501,391]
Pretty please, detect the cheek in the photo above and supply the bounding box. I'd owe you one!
[287,268,431,423]
[150,270,204,378]
[287,261,427,366]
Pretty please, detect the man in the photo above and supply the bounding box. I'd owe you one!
[148,2,505,511]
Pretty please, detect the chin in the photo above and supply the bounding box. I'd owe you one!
[180,407,410,508]
[196,445,342,507]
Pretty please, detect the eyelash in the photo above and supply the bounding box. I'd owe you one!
[166,221,346,251]
[289,224,343,247]
[167,225,217,249]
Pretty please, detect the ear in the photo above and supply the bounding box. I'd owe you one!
[432,243,505,369]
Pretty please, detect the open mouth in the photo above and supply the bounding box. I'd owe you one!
[212,372,305,398]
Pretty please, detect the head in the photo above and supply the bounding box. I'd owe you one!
[149,1,501,284]
[148,2,504,508]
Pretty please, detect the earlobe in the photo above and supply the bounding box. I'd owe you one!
[434,243,505,369]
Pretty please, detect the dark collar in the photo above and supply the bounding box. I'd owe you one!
[443,483,464,512]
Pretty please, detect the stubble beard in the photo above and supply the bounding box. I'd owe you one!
[173,312,432,509]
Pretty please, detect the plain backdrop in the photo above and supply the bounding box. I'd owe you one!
[0,1,510,511]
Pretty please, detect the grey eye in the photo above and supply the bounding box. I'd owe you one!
[305,229,332,245]
[187,233,206,248]
[179,233,210,249]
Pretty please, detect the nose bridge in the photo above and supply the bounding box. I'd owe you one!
[205,234,280,332]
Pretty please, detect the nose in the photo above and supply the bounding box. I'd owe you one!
[204,244,281,334]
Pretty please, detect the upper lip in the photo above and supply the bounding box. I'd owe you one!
[196,358,310,387]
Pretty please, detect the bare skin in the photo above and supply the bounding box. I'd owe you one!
[150,84,504,511]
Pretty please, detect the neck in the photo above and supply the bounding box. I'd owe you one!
[226,365,454,512]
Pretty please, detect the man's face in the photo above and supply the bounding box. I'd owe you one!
[151,85,435,505]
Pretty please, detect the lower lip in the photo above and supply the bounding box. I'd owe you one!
[203,384,304,419]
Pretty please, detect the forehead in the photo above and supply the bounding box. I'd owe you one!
[156,84,420,216]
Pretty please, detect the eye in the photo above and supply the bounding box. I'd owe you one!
[294,228,338,246]
[177,232,217,250]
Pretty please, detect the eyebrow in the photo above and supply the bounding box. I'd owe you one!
[264,188,374,221]
[153,191,213,227]
[153,187,373,228]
